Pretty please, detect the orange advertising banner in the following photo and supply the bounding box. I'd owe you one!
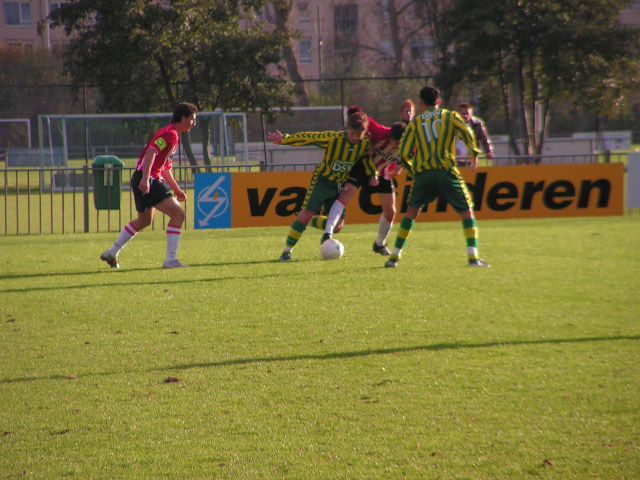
[230,164,623,228]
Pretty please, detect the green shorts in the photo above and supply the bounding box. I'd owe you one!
[408,169,473,213]
[302,174,342,214]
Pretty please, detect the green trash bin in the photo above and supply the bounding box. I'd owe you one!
[92,155,124,210]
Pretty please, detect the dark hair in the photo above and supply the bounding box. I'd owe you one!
[459,102,473,111]
[390,122,406,141]
[346,111,369,132]
[420,86,440,107]
[171,102,198,123]
[347,105,362,116]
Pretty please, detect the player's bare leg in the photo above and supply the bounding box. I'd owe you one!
[373,192,395,255]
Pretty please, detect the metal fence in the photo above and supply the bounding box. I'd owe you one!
[0,152,629,236]
[2,77,639,146]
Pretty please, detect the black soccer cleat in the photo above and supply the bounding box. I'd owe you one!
[279,251,292,262]
[320,233,332,244]
[100,250,120,269]
[372,241,391,256]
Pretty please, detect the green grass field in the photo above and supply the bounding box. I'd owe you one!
[1,216,639,479]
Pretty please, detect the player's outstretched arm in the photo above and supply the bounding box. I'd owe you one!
[268,131,284,144]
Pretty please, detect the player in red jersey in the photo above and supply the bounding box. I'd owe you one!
[317,104,411,255]
[100,102,198,269]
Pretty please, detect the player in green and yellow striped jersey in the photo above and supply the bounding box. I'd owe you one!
[268,112,377,261]
[385,85,490,268]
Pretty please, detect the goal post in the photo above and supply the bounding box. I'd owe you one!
[37,111,249,170]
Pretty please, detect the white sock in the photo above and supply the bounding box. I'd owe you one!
[325,200,346,234]
[376,216,392,246]
[111,222,138,255]
[165,224,182,262]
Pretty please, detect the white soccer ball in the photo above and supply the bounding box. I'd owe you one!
[321,238,344,260]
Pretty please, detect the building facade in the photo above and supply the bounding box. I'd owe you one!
[262,0,438,79]
[1,0,69,49]
[1,0,639,79]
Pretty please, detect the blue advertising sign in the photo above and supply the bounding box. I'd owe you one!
[194,173,231,229]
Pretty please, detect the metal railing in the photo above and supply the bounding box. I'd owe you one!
[0,153,628,236]
[0,164,259,236]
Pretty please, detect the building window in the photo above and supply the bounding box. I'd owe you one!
[299,39,312,64]
[297,0,311,23]
[380,39,393,57]
[380,0,390,23]
[49,2,67,14]
[334,4,358,34]
[4,2,32,26]
[410,36,433,60]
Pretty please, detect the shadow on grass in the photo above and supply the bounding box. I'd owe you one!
[0,258,338,290]
[2,334,638,384]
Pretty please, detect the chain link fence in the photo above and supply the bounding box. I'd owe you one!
[3,77,638,147]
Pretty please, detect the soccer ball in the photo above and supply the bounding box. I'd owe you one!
[320,239,344,260]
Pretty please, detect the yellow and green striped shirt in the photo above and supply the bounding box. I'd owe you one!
[398,108,480,174]
[281,131,375,184]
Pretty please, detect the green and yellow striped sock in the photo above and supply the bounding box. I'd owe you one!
[310,215,327,230]
[390,216,415,259]
[462,218,479,263]
[285,219,306,250]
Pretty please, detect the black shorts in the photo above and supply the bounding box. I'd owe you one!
[364,177,395,194]
[131,169,173,212]
[346,159,369,188]
[346,159,395,194]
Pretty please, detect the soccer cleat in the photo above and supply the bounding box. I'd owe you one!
[162,259,188,268]
[320,232,332,244]
[384,257,399,268]
[100,250,120,269]
[468,259,490,268]
[279,251,292,262]
[372,241,391,256]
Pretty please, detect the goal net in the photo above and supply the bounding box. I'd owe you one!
[38,111,249,170]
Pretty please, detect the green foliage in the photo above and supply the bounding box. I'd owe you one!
[1,217,639,478]
[437,0,640,153]
[46,0,294,114]
[0,45,72,121]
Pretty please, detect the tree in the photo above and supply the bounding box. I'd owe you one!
[265,0,310,105]
[439,0,640,157]
[0,45,73,147]
[45,0,294,167]
[347,0,431,76]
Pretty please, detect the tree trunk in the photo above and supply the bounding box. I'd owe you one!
[387,0,405,74]
[535,95,550,156]
[181,134,200,172]
[199,118,212,167]
[272,1,310,106]
[516,58,532,160]
[525,57,538,161]
[498,52,521,156]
